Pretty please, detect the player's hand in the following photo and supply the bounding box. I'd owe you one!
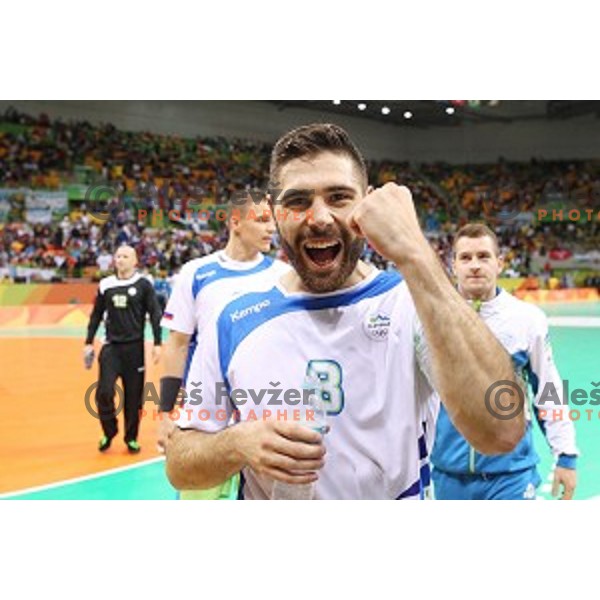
[152,345,162,365]
[235,420,326,485]
[552,466,576,500]
[157,414,177,454]
[347,183,430,267]
[83,344,95,369]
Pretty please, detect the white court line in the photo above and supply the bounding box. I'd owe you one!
[548,316,600,328]
[0,456,165,499]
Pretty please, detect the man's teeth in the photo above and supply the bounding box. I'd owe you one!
[304,241,339,249]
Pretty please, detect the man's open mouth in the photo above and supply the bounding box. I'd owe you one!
[302,239,342,268]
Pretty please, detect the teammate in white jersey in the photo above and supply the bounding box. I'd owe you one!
[166,123,525,499]
[158,193,287,444]
[431,224,578,500]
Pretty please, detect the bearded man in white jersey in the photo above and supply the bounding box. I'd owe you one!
[165,123,525,499]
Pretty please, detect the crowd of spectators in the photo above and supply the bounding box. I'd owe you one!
[0,208,225,281]
[1,107,598,285]
[0,106,268,204]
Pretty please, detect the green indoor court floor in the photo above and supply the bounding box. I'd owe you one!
[533,325,599,499]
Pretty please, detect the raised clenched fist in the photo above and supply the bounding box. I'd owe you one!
[348,183,430,267]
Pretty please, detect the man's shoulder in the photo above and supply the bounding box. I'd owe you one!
[360,268,408,306]
[98,274,117,294]
[500,290,547,323]
[495,291,549,345]
[137,275,155,291]
[99,274,116,285]
[99,272,142,294]
[180,254,220,275]
[269,258,292,274]
[174,254,222,289]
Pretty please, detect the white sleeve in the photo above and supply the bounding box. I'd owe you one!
[530,311,579,459]
[413,315,436,390]
[412,312,438,448]
[176,311,233,433]
[160,267,196,334]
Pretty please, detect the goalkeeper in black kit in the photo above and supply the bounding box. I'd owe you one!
[84,245,163,453]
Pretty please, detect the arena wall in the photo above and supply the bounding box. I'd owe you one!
[2,100,599,164]
[0,283,96,306]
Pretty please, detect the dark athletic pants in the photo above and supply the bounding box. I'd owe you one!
[95,341,145,443]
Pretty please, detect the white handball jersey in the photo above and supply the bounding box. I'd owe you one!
[179,267,438,500]
[161,250,289,335]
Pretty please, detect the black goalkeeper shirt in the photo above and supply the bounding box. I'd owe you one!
[85,272,162,345]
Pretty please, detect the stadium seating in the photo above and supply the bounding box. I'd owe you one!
[1,106,598,287]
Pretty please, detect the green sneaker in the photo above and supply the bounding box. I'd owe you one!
[126,440,141,454]
[98,436,112,452]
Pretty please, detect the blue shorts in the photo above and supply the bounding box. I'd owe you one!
[432,466,542,500]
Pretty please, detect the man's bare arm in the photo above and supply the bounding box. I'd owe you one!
[163,330,191,378]
[157,330,192,451]
[349,184,525,454]
[166,426,245,490]
[166,421,325,490]
[402,249,523,453]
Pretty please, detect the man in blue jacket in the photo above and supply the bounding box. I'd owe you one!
[431,223,578,500]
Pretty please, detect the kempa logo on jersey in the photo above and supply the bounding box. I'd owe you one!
[230,300,271,322]
[363,313,391,341]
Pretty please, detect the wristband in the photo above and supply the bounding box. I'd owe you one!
[160,376,183,412]
[557,454,577,470]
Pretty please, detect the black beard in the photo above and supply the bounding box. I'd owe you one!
[281,224,364,293]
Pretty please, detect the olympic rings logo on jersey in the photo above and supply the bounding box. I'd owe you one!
[363,312,392,341]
